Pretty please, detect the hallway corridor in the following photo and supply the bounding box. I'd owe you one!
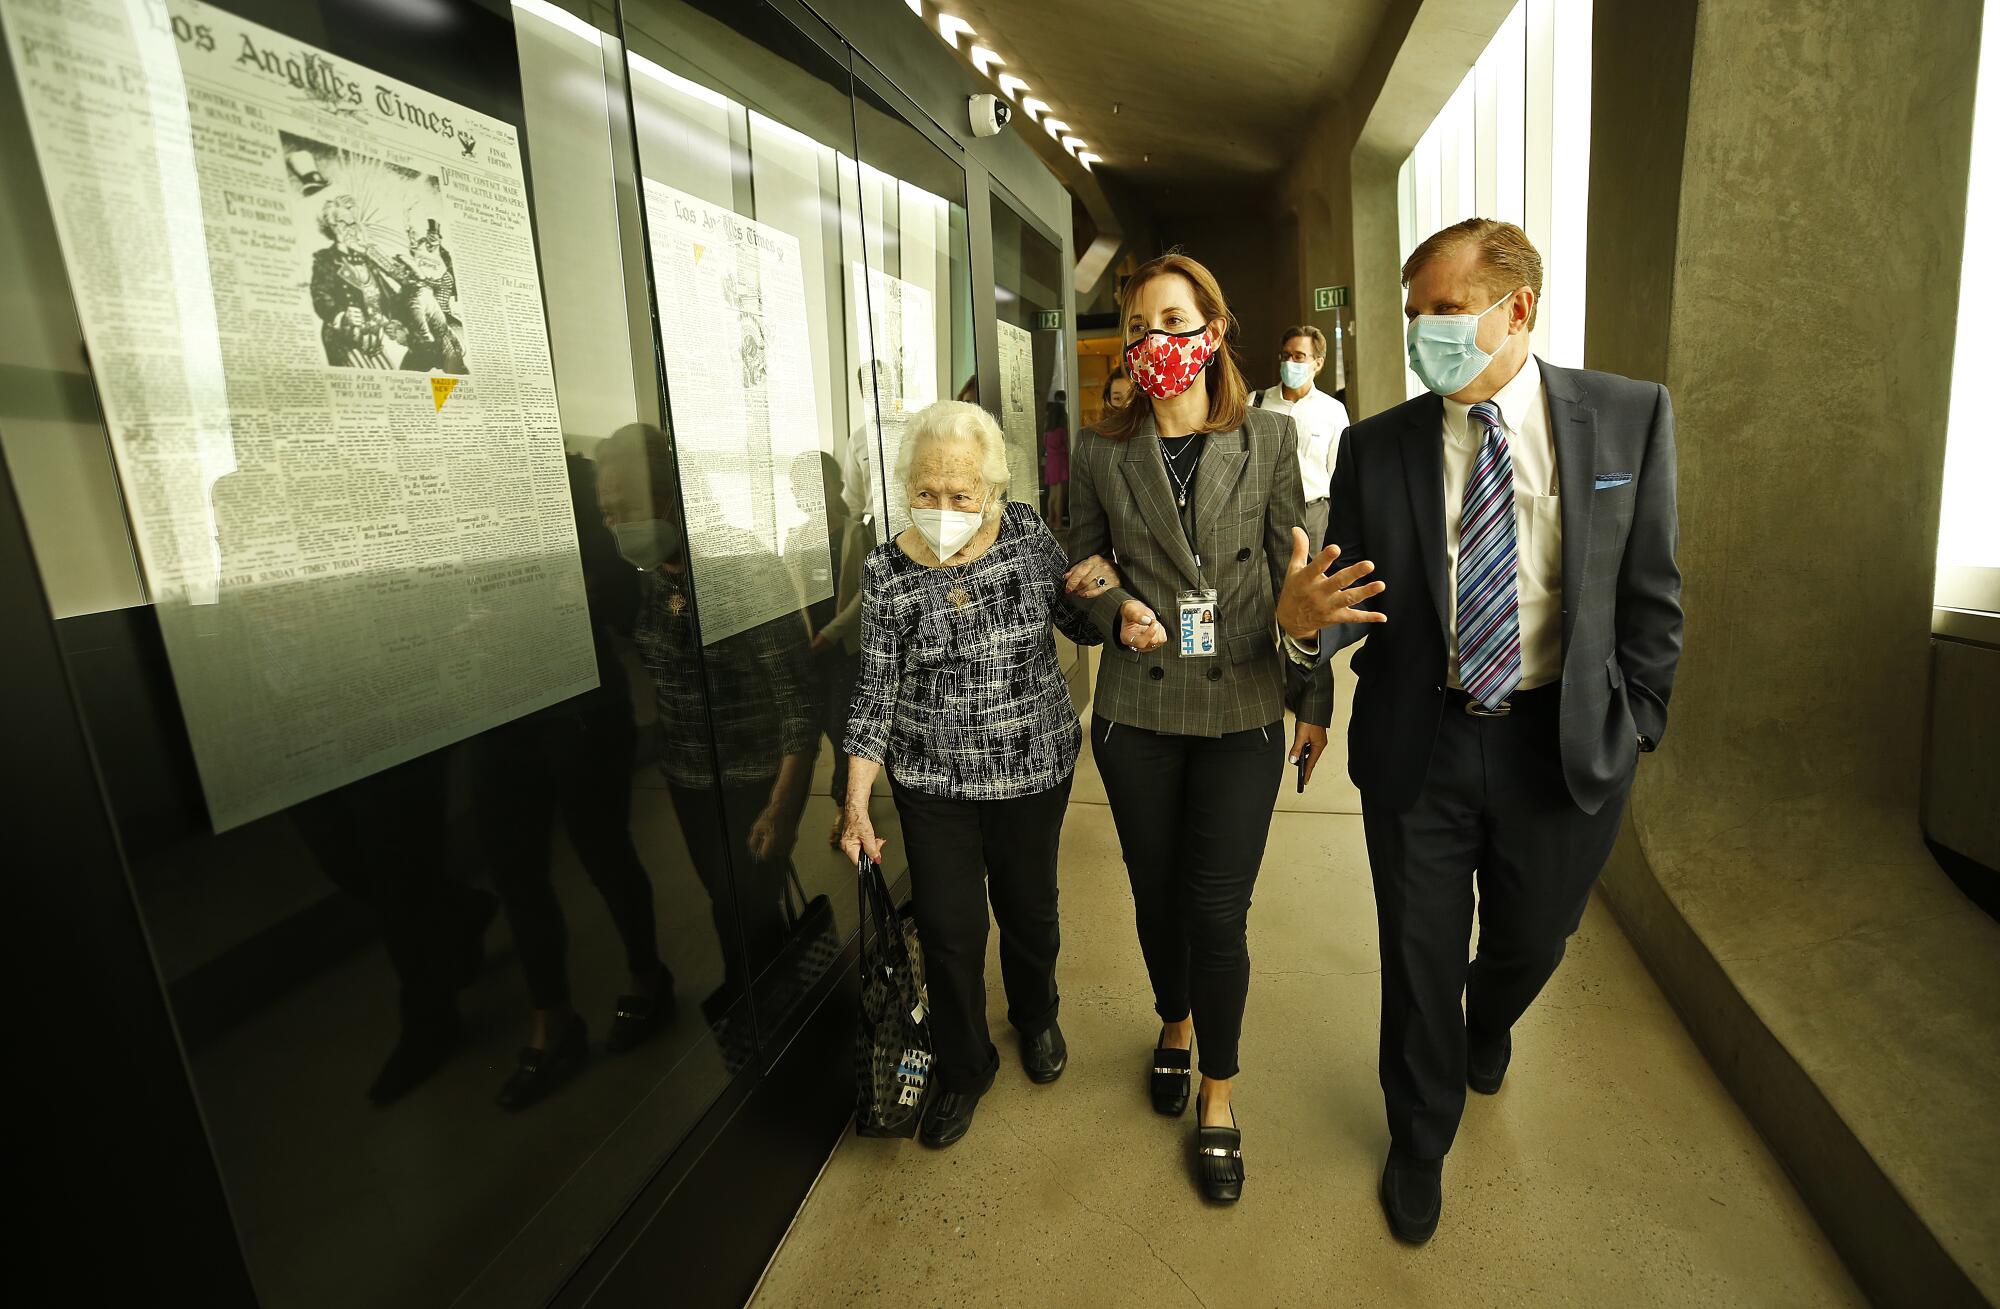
[754,671,1864,1307]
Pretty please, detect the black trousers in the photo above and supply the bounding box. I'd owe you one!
[470,690,661,1012]
[1091,716,1286,1080]
[1361,687,1631,1160]
[292,750,476,1027]
[892,773,1073,1094]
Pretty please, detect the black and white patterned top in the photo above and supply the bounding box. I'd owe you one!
[635,552,819,789]
[844,501,1102,800]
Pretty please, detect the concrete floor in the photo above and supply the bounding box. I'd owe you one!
[753,692,1865,1307]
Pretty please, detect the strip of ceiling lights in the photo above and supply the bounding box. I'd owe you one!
[909,2,1101,171]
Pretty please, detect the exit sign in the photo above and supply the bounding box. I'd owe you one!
[1034,310,1063,330]
[1313,286,1349,311]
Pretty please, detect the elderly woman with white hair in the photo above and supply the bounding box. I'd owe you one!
[839,399,1117,1149]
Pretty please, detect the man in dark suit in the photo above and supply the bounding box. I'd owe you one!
[1275,219,1683,1244]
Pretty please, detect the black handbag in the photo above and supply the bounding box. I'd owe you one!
[852,854,933,1137]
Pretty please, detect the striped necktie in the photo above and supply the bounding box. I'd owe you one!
[1457,401,1521,709]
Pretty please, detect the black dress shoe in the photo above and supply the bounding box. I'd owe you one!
[1379,1149,1443,1244]
[367,1012,462,1106]
[1150,1028,1191,1116]
[919,1088,980,1148]
[606,969,677,1053]
[495,1015,588,1111]
[1467,1028,1512,1095]
[1022,1022,1067,1083]
[1194,1092,1243,1204]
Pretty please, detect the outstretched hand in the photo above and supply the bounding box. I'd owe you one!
[1274,527,1388,640]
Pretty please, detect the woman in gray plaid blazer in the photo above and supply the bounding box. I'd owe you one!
[1064,252,1381,1203]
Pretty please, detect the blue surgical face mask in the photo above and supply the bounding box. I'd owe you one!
[1405,291,1516,396]
[1278,358,1314,391]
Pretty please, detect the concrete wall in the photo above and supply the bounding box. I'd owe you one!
[1151,206,1287,392]
[1586,0,1999,1302]
[1267,0,1516,420]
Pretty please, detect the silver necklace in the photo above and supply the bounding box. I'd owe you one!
[1160,433,1202,508]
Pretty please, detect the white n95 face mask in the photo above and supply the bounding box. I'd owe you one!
[1406,290,1516,396]
[911,505,984,560]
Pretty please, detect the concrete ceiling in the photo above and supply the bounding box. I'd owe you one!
[937,0,1396,193]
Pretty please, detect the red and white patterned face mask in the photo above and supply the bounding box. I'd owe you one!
[1124,326,1213,401]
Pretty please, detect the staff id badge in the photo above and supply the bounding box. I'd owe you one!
[1178,589,1219,658]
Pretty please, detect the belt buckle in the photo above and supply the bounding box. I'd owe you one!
[1463,697,1511,718]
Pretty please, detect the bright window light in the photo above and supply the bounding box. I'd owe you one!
[998,74,1029,100]
[628,51,729,110]
[1021,97,1050,121]
[970,45,1003,75]
[905,0,923,14]
[938,14,975,48]
[510,0,601,45]
[1061,136,1085,156]
[1939,0,2000,592]
[1042,117,1069,139]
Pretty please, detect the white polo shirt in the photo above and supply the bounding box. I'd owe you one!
[1254,385,1349,504]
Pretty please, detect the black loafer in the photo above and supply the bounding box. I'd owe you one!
[1151,1028,1191,1116]
[1022,1022,1067,1084]
[1467,1028,1512,1095]
[1380,1149,1443,1244]
[495,1015,588,1111]
[606,970,677,1054]
[1194,1094,1243,1204]
[919,1088,980,1149]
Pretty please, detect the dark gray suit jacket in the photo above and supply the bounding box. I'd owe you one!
[1298,359,1682,814]
[1070,406,1334,736]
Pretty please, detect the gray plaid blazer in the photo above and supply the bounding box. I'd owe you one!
[1067,406,1334,736]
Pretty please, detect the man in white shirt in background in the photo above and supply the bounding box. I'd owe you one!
[1251,325,1349,547]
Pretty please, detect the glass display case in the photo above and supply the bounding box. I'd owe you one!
[0,0,1052,1303]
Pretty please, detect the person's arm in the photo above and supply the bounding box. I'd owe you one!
[838,560,899,862]
[1616,384,1684,749]
[838,755,887,862]
[1033,516,1106,647]
[840,552,899,765]
[1263,417,1333,729]
[1063,433,1142,650]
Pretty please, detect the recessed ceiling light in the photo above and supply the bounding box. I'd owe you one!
[969,45,1003,75]
[997,74,1028,100]
[904,0,922,14]
[937,14,974,48]
[1077,152,1102,170]
[1021,96,1049,121]
[1061,136,1086,156]
[1042,117,1069,139]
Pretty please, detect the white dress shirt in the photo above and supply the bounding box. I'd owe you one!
[1442,355,1561,691]
[1255,384,1349,503]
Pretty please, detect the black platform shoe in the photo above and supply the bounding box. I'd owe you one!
[495,1015,588,1111]
[1379,1148,1443,1244]
[1467,1028,1512,1095]
[1150,1028,1191,1116]
[1022,1022,1067,1084]
[606,970,677,1054]
[1194,1092,1243,1204]
[919,1088,980,1149]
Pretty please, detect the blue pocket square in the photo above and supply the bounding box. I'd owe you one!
[1593,473,1633,491]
